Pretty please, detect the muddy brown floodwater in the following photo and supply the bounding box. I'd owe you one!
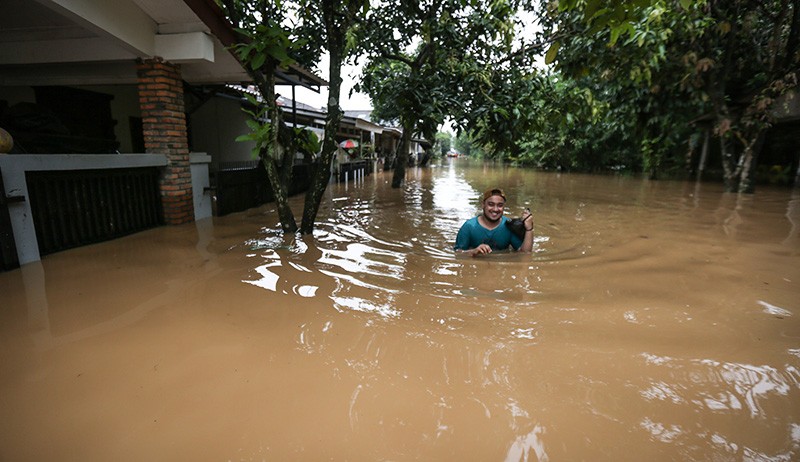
[1,160,799,461]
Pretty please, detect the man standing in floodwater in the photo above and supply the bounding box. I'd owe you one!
[454,188,534,257]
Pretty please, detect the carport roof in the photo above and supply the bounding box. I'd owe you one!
[0,0,327,90]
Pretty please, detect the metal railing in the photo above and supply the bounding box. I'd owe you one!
[26,167,162,256]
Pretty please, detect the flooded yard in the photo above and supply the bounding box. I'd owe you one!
[1,160,799,461]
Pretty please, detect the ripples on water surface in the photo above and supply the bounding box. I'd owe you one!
[1,160,798,461]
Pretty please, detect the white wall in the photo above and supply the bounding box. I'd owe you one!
[189,97,254,167]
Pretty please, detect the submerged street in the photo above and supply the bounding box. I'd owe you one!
[1,160,799,460]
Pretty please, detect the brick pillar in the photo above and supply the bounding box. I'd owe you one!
[136,57,194,225]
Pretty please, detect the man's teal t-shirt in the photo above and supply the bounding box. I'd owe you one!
[454,216,522,251]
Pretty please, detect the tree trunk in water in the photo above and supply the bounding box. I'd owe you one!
[738,129,767,194]
[419,146,432,167]
[261,156,296,233]
[391,120,412,188]
[720,135,739,192]
[299,2,346,234]
[275,109,295,191]
[258,61,297,233]
[710,76,738,191]
[794,158,800,188]
[696,128,710,182]
[215,0,299,233]
[793,144,800,188]
[419,130,436,168]
[300,70,343,233]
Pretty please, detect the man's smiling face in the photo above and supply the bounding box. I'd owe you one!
[482,195,506,223]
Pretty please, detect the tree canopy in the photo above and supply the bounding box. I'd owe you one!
[220,0,799,233]
[355,0,523,186]
[218,0,367,234]
[457,0,799,191]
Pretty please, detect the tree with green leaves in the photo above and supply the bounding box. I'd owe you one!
[537,0,799,190]
[453,130,485,159]
[218,0,367,234]
[434,131,452,157]
[219,0,302,232]
[356,0,521,187]
[682,0,799,192]
[295,0,370,232]
[524,1,702,176]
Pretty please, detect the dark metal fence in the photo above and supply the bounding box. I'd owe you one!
[25,167,162,256]
[213,161,268,216]
[0,168,20,271]
[212,161,312,216]
[338,160,371,182]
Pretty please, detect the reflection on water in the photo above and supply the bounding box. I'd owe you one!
[1,160,799,460]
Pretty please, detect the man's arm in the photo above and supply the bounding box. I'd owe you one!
[454,222,471,251]
[459,243,492,257]
[519,211,534,252]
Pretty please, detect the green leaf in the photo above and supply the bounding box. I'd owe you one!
[558,0,579,12]
[545,41,561,65]
[679,0,691,10]
[268,46,292,66]
[584,0,602,20]
[589,7,610,23]
[244,94,259,106]
[245,119,260,131]
[236,43,253,61]
[251,52,266,70]
[609,25,623,45]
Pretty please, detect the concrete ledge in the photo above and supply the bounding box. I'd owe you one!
[190,152,212,220]
[0,153,168,265]
[0,153,167,172]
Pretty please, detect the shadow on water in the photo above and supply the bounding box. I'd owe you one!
[1,161,799,461]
